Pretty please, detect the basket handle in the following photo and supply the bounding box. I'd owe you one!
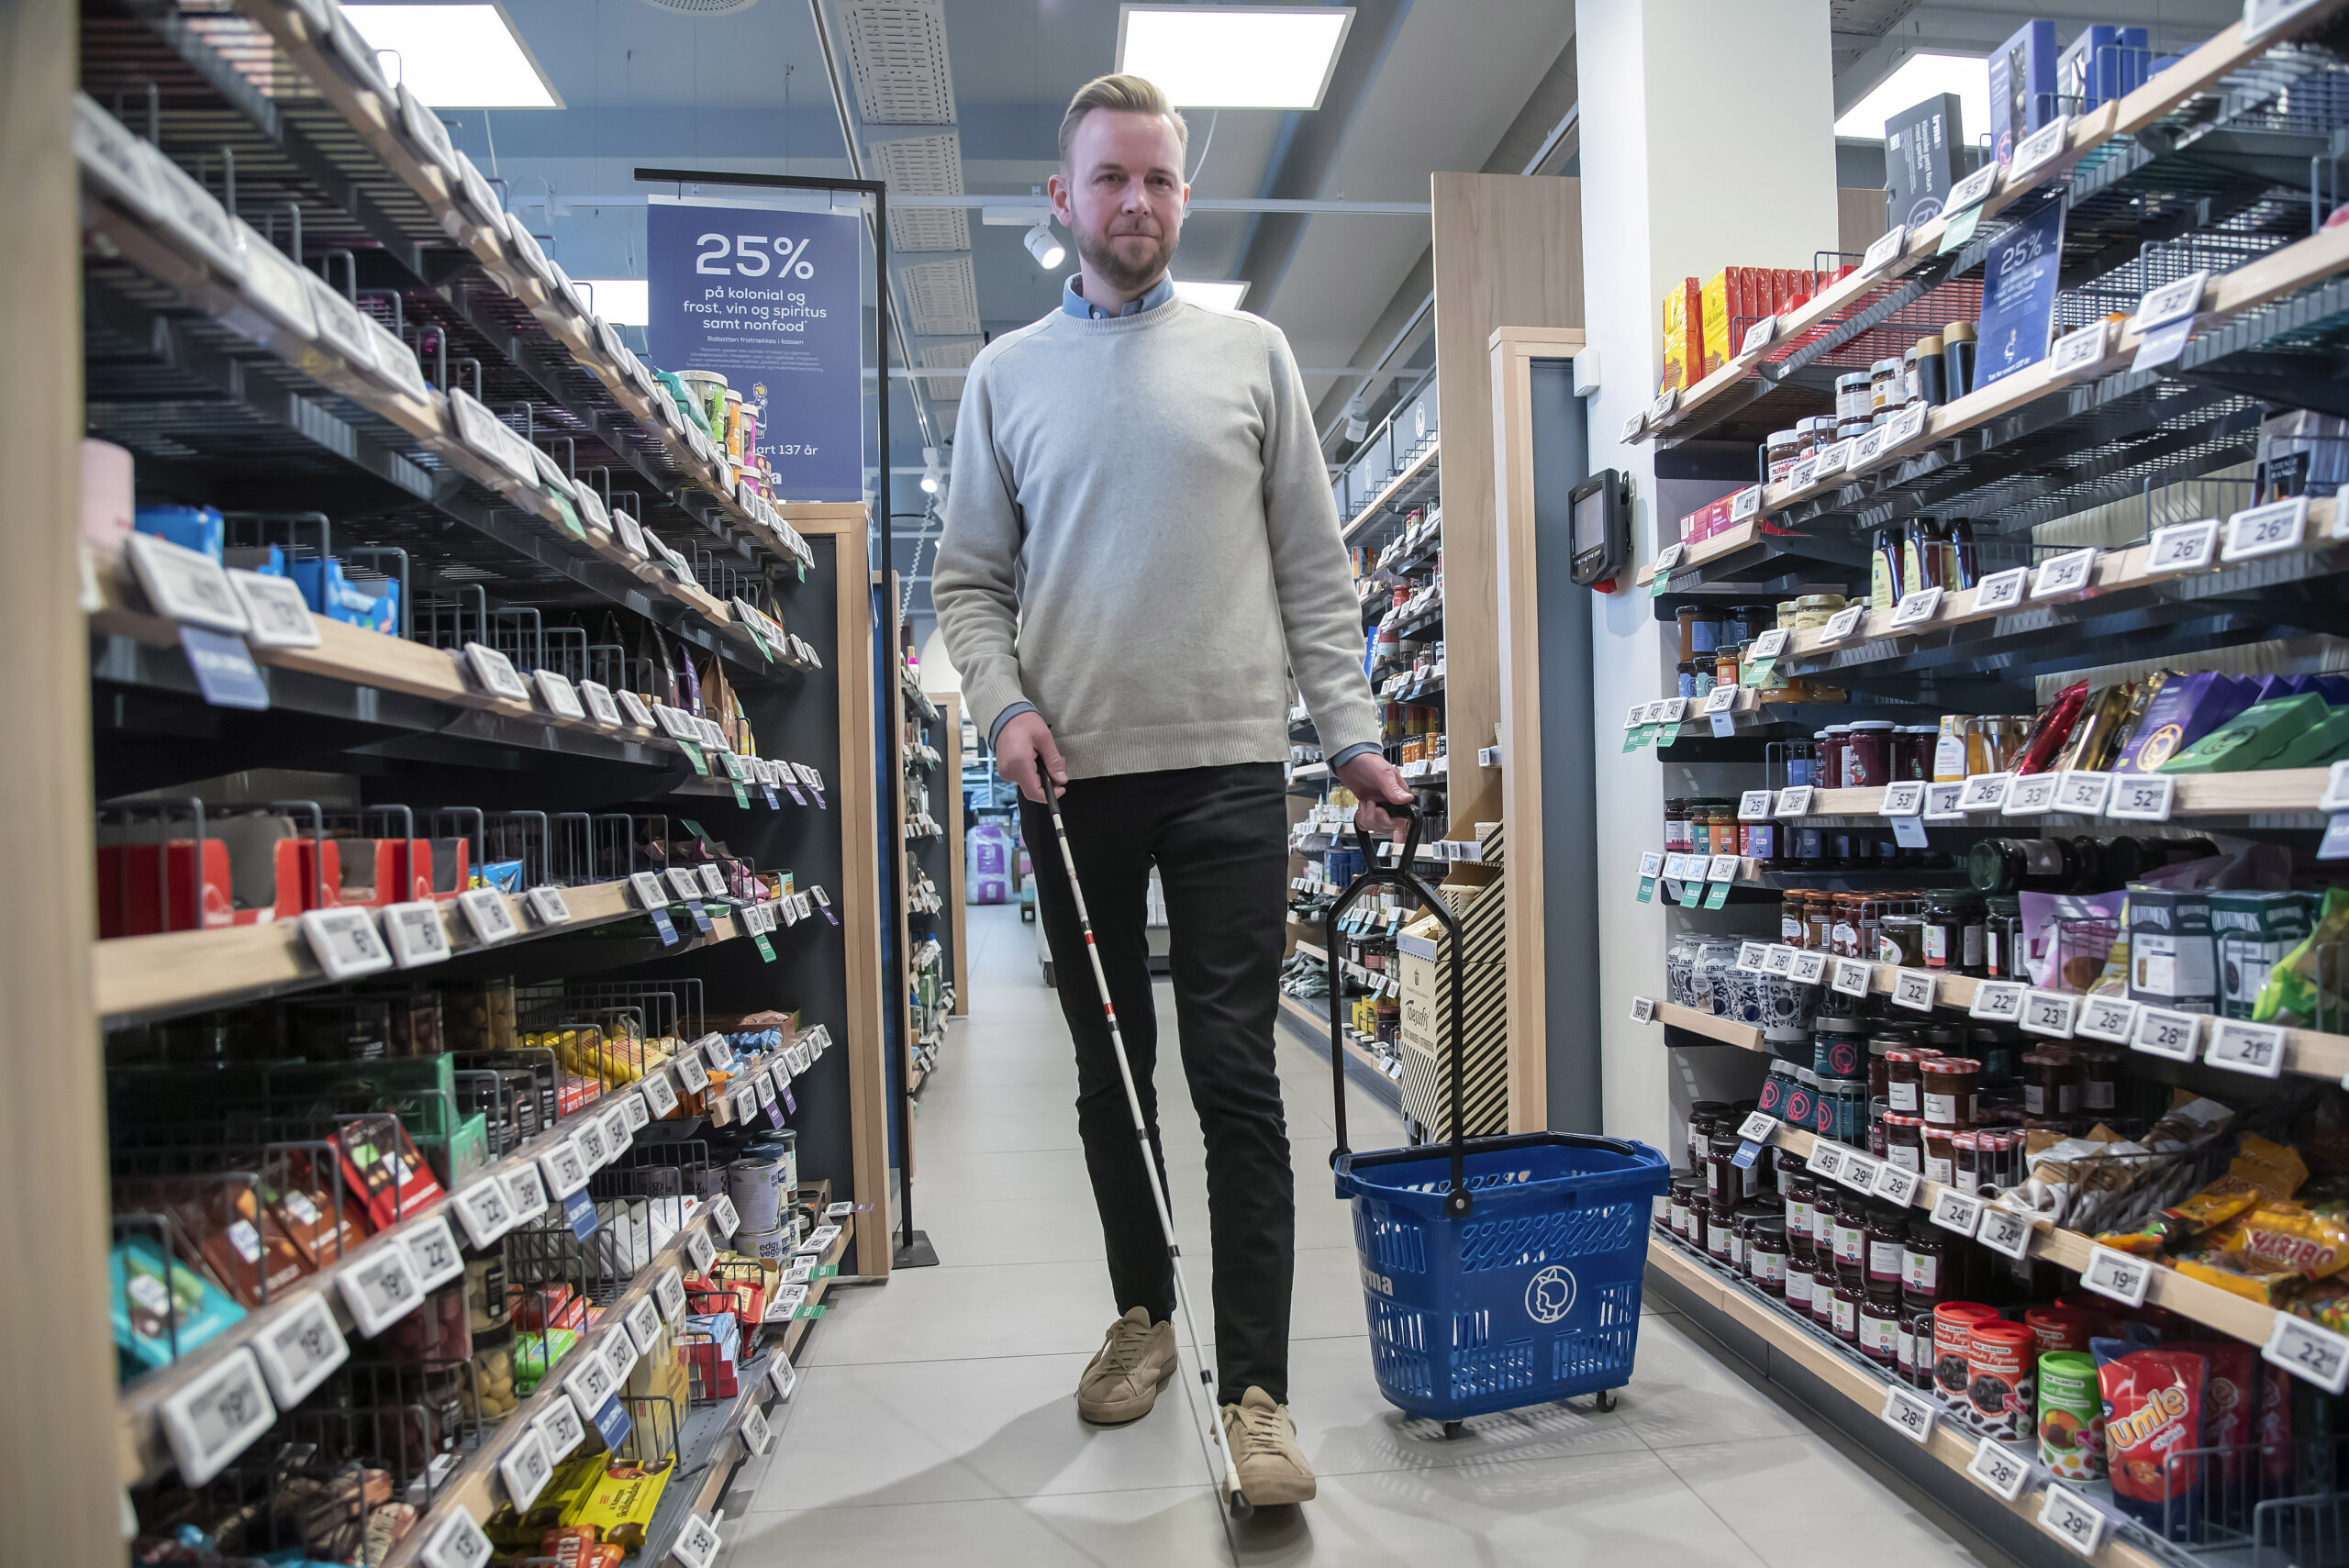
[1324,801,1472,1218]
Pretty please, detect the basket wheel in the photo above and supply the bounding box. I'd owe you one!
[1442,1420,1464,1440]
[1593,1389,1618,1413]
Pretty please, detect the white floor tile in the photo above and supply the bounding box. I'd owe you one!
[1609,1315,1811,1449]
[800,1259,1120,1366]
[1654,1436,1995,1568]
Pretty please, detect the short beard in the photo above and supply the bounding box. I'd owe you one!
[1075,223,1174,294]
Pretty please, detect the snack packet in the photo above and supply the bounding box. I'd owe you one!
[2096,1136,2307,1256]
[2172,1340,2256,1504]
[2224,1203,2349,1280]
[2095,1340,2209,1540]
[2255,886,2349,1027]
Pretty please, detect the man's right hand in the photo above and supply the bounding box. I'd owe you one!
[996,709,1068,802]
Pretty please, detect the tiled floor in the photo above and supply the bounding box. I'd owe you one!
[726,902,1999,1566]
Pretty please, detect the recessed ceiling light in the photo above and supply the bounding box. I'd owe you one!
[574,279,648,326]
[1834,51,1988,142]
[1173,280,1249,310]
[342,5,562,108]
[1116,6,1354,110]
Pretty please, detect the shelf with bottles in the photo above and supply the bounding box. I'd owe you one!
[1631,2,2349,452]
[1341,438,1441,548]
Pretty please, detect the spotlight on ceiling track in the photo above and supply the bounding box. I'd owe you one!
[1023,221,1066,270]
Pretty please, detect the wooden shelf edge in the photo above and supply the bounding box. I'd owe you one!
[1648,1234,2166,1568]
[1797,764,2338,821]
[1653,1002,1767,1051]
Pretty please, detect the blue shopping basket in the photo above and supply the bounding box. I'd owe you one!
[1326,805,1670,1428]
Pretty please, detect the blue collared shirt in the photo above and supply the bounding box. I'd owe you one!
[1061,272,1175,320]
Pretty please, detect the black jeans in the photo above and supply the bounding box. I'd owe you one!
[1023,762,1295,1405]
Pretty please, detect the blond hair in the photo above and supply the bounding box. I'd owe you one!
[1057,73,1189,168]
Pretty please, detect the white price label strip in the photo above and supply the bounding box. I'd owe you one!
[1931,1187,1985,1238]
[1775,785,1814,817]
[1737,1111,1778,1145]
[2038,1485,2110,1558]
[2032,546,2098,599]
[1968,981,2025,1021]
[1977,1205,2035,1260]
[1807,1141,1847,1182]
[1630,995,1657,1025]
[158,1347,277,1488]
[2076,995,2140,1045]
[1873,1162,1922,1208]
[1789,951,1828,986]
[340,1242,426,1337]
[1973,565,2028,613]
[418,1509,495,1568]
[252,1291,350,1407]
[1891,969,1937,1012]
[2107,773,2176,822]
[2054,771,2113,817]
[2022,991,2079,1040]
[2208,1018,2288,1078]
[1880,1384,1937,1445]
[535,1391,587,1459]
[2266,1310,2349,1395]
[768,1350,799,1401]
[451,1177,518,1249]
[2133,1006,2203,1062]
[1831,957,1874,997]
[403,1217,465,1292]
[499,1426,555,1510]
[670,1513,724,1568]
[2082,1243,2152,1307]
[1968,1436,2033,1501]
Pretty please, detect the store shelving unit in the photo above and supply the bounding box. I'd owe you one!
[935,690,969,1016]
[56,5,896,1561]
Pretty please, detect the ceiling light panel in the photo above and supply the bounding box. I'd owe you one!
[574,279,649,326]
[341,5,561,108]
[841,1,955,125]
[873,133,971,252]
[1834,50,1989,140]
[1116,6,1354,110]
[902,257,982,336]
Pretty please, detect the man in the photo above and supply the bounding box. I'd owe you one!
[931,72,1413,1507]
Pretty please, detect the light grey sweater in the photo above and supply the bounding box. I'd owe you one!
[932,295,1379,779]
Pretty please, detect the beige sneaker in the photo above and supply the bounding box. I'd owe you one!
[1220,1386,1317,1505]
[1076,1307,1178,1424]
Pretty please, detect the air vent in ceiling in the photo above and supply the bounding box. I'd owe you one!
[841,1,955,125]
[872,133,970,252]
[636,0,761,13]
[901,257,981,336]
[917,337,982,396]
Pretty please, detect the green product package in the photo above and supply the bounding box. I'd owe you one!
[2038,1350,2106,1481]
[2270,704,2349,770]
[111,1235,247,1373]
[2254,886,2349,1028]
[2212,891,2316,1021]
[2156,694,2330,773]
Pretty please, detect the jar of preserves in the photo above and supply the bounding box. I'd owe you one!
[1882,1048,1925,1115]
[1859,1292,1901,1366]
[1675,605,1723,661]
[1687,1101,1731,1173]
[1902,1219,1952,1307]
[1785,1248,1815,1315]
[1898,1300,1935,1388]
[1804,893,1834,951]
[1876,914,1926,967]
[1714,644,1743,695]
[1967,836,2071,895]
[1664,799,1694,855]
[1812,1023,1865,1081]
[1865,1204,1908,1295]
[1705,1130,1742,1209]
[1827,1075,1870,1144]
[1782,1169,1818,1246]
[1923,1125,1958,1186]
[1952,1130,1982,1194]
[1983,895,2022,979]
[1920,1056,1981,1129]
[1705,804,1739,862]
[1742,815,1776,864]
[1778,893,1808,949]
[1828,893,1864,957]
[1843,720,1898,787]
[1869,357,1904,411]
[1831,1273,1866,1343]
[1829,1190,1867,1274]
[1810,1255,1840,1327]
[1882,1113,1924,1173]
[1704,1197,1733,1261]
[1765,429,1803,484]
[1816,727,1851,788]
[1921,889,1986,974]
[2020,1048,2080,1119]
[1733,1199,1776,1275]
[1836,371,1874,421]
[1750,1218,1789,1297]
[1897,726,1938,783]
[2077,1046,2123,1116]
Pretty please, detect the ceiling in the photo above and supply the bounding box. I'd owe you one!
[431,0,2241,631]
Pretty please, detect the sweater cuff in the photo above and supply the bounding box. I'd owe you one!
[986,701,1038,751]
[1326,741,1381,773]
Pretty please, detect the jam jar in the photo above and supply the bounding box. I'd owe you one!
[1865,1203,1908,1295]
[1829,1191,1867,1275]
[1898,1300,1936,1388]
[1876,914,1926,968]
[1831,1273,1867,1343]
[1983,895,2023,979]
[1922,1125,1958,1186]
[1688,1101,1731,1173]
[1704,1197,1733,1261]
[2077,1046,2124,1116]
[1859,1292,1902,1367]
[1843,720,1898,787]
[1951,1131,1982,1195]
[1882,1048,1926,1114]
[1902,1218,1952,1306]
[1782,1169,1819,1248]
[1750,1218,1789,1297]
[2021,1048,2081,1120]
[1810,1255,1840,1327]
[1920,1056,1981,1129]
[1920,889,1986,974]
[1881,1113,1924,1173]
[1812,1022,1865,1081]
[1786,1243,1817,1314]
[1733,1199,1776,1276]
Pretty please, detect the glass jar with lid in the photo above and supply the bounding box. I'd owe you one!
[1902,1218,1952,1307]
[1859,1291,1901,1365]
[2021,1048,2081,1119]
[1896,726,1938,782]
[1920,889,1986,974]
[1664,799,1694,855]
[1876,913,1926,967]
[1817,726,1852,788]
[1836,371,1875,422]
[1675,605,1722,661]
[1765,429,1803,484]
[1865,1203,1908,1295]
[1983,894,2023,978]
[1920,1056,1981,1129]
[1869,357,1905,410]
[2077,1046,2123,1116]
[1881,1113,1925,1173]
[1750,1217,1789,1297]
[1842,720,1898,787]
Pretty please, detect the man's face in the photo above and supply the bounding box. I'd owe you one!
[1048,109,1186,293]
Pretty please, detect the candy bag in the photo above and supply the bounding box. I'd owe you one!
[2171,1340,2255,1509]
[2096,1340,2209,1540]
[2224,1203,2349,1280]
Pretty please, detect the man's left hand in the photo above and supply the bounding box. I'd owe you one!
[1333,751,1417,843]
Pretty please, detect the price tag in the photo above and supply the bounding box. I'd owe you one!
[2031,546,2098,599]
[1737,789,1775,820]
[1969,981,2026,1021]
[501,1162,547,1223]
[1968,1436,2033,1501]
[740,1399,774,1456]
[403,1217,464,1291]
[1852,427,1889,468]
[1874,1161,1923,1208]
[339,1243,426,1337]
[2266,1310,2349,1394]
[618,1090,651,1131]
[2076,995,2141,1045]
[1913,783,1961,822]
[2107,774,2176,822]
[601,1327,639,1386]
[1764,945,1798,977]
[1789,951,1829,986]
[1730,484,1763,523]
[768,1350,799,1401]
[2048,318,2110,381]
[1707,854,1741,884]
[2046,771,2112,817]
[2247,0,2332,43]
[641,1069,681,1117]
[629,871,670,911]
[666,867,706,904]
[2133,1006,2204,1062]
[417,1509,495,1568]
[1736,941,1770,973]
[1968,566,2028,616]
[2010,115,2072,181]
[535,1393,587,1462]
[1649,389,1678,426]
[1889,585,1943,628]
[1891,969,1938,1012]
[1741,316,1776,355]
[461,641,532,703]
[656,1265,688,1325]
[674,1052,709,1093]
[1960,772,2013,811]
[2038,1485,2109,1558]
[499,1426,554,1509]
[1787,456,1819,492]
[1649,543,1686,590]
[2209,1018,2288,1078]
[2003,773,2060,816]
[1932,1186,1986,1237]
[1704,684,1739,716]
[1737,1111,1778,1145]
[2082,1243,2153,1307]
[1977,1205,2035,1260]
[379,901,452,969]
[684,1225,718,1275]
[1775,785,1815,817]
[1887,402,1928,448]
[1811,439,1854,478]
[1818,604,1867,645]
[574,1118,609,1170]
[454,886,519,946]
[708,1193,740,1238]
[1839,1153,1882,1193]
[2323,760,2349,814]
[450,1178,517,1249]
[539,1139,590,1198]
[2148,517,2221,573]
[1637,851,1664,882]
[1808,1141,1847,1181]
[2223,495,2310,562]
[1860,223,1909,275]
[621,1295,665,1357]
[1630,995,1657,1025]
[298,906,395,980]
[1831,957,1874,996]
[2133,270,2210,333]
[1881,781,1927,817]
[1619,412,1646,443]
[252,1291,349,1407]
[1943,159,2000,217]
[2022,991,2080,1040]
[1881,1384,1937,1444]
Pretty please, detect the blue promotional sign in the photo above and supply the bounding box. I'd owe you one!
[180,626,271,710]
[1975,200,2066,390]
[646,199,864,502]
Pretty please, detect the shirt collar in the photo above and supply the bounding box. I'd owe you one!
[1061,272,1175,320]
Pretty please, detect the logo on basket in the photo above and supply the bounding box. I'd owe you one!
[1525,1265,1577,1325]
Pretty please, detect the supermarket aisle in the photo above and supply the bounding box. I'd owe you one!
[726,902,1999,1567]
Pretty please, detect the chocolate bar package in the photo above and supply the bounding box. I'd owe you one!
[2112,672,2256,773]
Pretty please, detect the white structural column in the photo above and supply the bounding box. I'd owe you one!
[1575,0,1841,1151]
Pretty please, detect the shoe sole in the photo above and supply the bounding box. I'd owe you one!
[1076,1361,1176,1426]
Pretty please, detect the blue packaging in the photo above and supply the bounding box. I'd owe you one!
[288,557,399,635]
[1987,19,2061,161]
[134,504,225,561]
[2060,25,2148,113]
